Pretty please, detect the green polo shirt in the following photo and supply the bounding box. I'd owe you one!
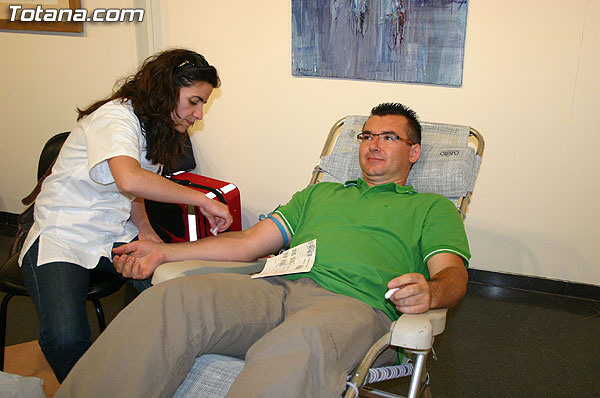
[274,179,470,321]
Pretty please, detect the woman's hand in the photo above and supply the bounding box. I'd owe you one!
[199,199,233,233]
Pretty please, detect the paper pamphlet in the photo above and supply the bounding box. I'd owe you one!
[251,239,316,279]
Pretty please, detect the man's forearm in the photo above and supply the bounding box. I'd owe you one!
[157,232,254,263]
[427,265,468,309]
[157,219,284,264]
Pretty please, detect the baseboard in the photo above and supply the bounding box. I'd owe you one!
[468,268,599,302]
[0,211,18,226]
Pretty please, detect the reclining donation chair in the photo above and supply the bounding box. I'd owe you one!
[152,116,485,398]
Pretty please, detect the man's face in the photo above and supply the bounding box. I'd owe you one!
[359,115,421,186]
[170,82,214,133]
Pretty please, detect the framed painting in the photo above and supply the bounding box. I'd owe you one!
[292,0,469,86]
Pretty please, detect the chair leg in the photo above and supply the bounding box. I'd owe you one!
[419,368,431,398]
[344,332,392,398]
[407,352,429,398]
[91,299,107,332]
[0,293,15,372]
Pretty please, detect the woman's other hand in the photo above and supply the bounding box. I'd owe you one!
[200,199,232,233]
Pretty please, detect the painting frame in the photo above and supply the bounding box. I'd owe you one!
[0,0,83,33]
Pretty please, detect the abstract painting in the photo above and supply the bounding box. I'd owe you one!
[292,0,469,86]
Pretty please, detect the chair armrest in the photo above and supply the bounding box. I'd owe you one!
[151,259,266,285]
[389,308,448,351]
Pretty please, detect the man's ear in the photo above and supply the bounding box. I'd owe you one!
[409,144,421,164]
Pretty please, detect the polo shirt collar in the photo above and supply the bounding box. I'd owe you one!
[344,178,417,194]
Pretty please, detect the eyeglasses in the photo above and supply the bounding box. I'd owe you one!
[356,132,416,146]
[175,53,209,71]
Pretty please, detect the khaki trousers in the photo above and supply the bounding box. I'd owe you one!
[56,274,393,398]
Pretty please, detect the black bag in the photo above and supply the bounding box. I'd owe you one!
[145,173,242,243]
[160,134,196,176]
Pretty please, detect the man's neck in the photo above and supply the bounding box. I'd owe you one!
[362,175,408,188]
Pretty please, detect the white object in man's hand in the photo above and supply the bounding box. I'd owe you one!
[385,288,400,300]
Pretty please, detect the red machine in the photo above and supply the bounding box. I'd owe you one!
[145,172,242,243]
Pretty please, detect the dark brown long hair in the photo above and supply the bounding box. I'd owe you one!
[77,49,220,171]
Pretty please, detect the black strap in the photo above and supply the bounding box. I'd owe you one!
[170,178,227,204]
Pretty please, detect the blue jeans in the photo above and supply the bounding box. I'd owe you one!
[20,237,152,382]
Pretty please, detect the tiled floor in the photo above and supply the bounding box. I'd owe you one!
[1,223,599,397]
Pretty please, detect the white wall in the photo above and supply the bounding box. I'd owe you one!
[1,1,599,286]
[0,0,139,209]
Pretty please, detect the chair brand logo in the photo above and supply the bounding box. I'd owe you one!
[440,150,460,156]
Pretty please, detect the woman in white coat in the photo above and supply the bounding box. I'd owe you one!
[18,49,232,382]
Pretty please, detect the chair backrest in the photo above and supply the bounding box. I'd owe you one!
[311,116,484,219]
[37,132,70,180]
[11,132,71,257]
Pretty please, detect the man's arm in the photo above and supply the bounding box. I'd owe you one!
[112,214,289,280]
[387,252,468,314]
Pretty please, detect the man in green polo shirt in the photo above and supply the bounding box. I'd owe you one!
[57,103,469,398]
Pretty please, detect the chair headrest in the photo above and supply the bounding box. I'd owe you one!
[318,116,481,201]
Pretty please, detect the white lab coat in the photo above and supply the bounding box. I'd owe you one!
[19,99,160,268]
